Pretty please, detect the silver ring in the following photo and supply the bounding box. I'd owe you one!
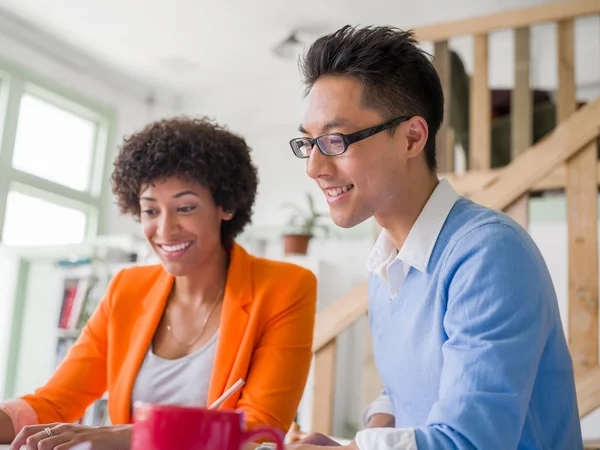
[44,427,53,437]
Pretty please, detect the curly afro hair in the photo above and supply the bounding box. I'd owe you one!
[111,116,259,247]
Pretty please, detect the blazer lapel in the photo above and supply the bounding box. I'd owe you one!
[111,269,173,423]
[208,242,253,407]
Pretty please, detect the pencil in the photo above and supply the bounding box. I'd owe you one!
[208,378,245,409]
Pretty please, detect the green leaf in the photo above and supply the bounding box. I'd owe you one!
[280,192,331,237]
[306,192,316,215]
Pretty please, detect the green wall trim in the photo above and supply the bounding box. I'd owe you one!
[4,258,29,399]
[529,193,600,224]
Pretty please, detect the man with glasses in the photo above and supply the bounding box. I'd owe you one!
[288,25,582,450]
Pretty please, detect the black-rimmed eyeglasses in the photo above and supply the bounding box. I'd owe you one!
[289,116,411,159]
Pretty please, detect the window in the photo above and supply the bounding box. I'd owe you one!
[12,94,97,191]
[0,59,114,247]
[3,188,88,246]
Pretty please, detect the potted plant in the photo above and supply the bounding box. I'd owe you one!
[280,193,330,255]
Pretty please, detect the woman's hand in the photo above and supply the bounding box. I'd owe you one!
[10,423,132,450]
[0,409,15,444]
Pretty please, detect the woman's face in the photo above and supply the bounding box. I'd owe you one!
[139,176,232,276]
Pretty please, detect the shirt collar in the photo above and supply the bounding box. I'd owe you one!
[367,178,459,281]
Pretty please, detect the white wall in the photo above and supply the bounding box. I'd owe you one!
[273,237,374,437]
[264,237,374,438]
[239,229,376,437]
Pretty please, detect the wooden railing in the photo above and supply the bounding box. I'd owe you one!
[308,0,600,437]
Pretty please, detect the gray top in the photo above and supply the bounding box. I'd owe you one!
[131,330,219,408]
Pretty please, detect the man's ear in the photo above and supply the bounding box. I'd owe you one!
[405,116,429,158]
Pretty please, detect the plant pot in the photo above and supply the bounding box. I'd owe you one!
[283,234,312,255]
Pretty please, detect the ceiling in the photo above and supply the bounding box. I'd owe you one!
[0,0,562,98]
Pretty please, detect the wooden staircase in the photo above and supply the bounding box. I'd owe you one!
[307,0,600,443]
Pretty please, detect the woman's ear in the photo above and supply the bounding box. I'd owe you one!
[222,210,235,221]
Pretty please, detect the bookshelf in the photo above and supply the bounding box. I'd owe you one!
[1,235,151,425]
[53,260,137,426]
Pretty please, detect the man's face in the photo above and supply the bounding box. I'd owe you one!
[299,75,412,228]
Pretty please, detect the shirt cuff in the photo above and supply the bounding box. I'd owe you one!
[0,398,39,435]
[361,394,395,426]
[355,428,417,450]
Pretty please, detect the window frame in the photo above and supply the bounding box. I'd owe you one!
[0,57,116,245]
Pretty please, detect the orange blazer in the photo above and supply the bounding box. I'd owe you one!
[8,243,317,434]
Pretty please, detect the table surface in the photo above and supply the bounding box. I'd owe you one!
[1,446,91,450]
[1,446,94,450]
[3,441,599,449]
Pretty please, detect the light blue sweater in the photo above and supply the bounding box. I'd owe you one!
[368,196,583,449]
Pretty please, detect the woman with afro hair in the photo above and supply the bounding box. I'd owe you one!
[1,116,317,450]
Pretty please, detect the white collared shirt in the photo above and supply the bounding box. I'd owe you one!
[366,177,459,287]
[358,178,459,450]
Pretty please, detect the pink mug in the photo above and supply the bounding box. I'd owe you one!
[131,402,284,450]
